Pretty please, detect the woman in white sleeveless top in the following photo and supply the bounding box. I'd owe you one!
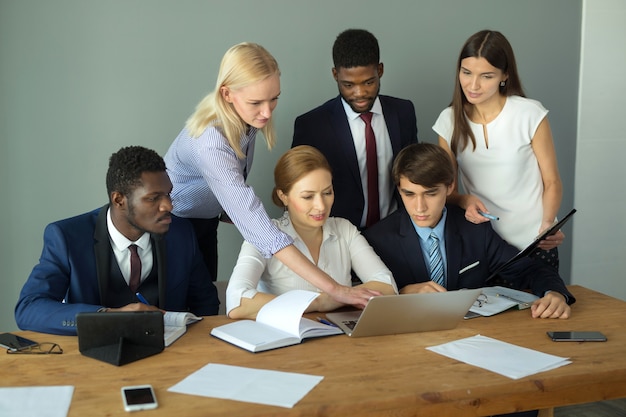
[434,30,564,271]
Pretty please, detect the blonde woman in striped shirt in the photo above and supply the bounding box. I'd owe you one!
[165,42,379,309]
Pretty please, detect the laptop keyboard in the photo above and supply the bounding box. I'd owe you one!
[343,320,358,330]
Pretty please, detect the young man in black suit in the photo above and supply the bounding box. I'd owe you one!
[292,29,418,229]
[364,143,574,320]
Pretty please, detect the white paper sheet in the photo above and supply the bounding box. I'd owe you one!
[0,386,74,417]
[426,334,571,379]
[168,363,323,408]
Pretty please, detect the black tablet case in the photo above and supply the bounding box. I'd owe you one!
[76,311,164,366]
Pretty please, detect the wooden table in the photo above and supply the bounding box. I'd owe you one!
[2,285,626,416]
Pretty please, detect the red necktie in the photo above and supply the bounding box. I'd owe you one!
[128,244,141,293]
[360,112,380,227]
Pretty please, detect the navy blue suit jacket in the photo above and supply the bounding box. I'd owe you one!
[292,95,418,227]
[364,205,575,303]
[15,206,220,335]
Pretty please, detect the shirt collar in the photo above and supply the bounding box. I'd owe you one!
[107,208,151,251]
[341,96,382,121]
[280,212,337,244]
[411,207,448,244]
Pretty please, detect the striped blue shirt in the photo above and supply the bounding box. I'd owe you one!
[164,124,293,258]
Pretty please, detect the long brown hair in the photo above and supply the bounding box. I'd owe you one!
[450,30,526,154]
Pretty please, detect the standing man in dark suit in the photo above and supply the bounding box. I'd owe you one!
[15,146,219,336]
[364,143,574,322]
[292,28,418,229]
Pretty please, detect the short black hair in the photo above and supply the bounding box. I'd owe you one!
[332,29,380,69]
[106,146,166,199]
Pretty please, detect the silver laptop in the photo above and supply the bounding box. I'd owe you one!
[325,289,482,337]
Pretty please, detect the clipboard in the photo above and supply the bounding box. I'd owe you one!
[485,208,576,282]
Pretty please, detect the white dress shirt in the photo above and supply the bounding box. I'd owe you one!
[342,97,396,227]
[225,214,398,315]
[106,209,153,285]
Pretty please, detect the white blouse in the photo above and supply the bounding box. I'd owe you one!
[225,215,398,315]
[433,96,549,250]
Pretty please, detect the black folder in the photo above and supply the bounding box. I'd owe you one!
[485,208,577,282]
[76,311,164,366]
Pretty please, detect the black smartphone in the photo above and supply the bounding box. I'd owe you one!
[547,331,607,342]
[121,385,158,412]
[0,332,39,351]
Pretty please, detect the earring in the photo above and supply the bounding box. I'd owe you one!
[279,208,290,226]
[500,81,506,87]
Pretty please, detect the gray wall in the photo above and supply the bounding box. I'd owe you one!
[0,0,582,331]
[572,0,626,299]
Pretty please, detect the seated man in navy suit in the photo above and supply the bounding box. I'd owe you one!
[364,143,574,319]
[15,146,219,335]
[292,28,418,230]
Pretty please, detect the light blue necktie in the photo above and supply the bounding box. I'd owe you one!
[428,232,445,286]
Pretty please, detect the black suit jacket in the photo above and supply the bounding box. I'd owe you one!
[292,95,418,227]
[363,205,575,303]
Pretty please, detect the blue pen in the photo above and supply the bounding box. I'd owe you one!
[317,317,338,327]
[478,211,499,221]
[135,292,150,305]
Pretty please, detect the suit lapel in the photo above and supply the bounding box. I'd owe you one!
[444,211,463,290]
[93,205,111,305]
[379,96,401,155]
[152,233,167,310]
[330,97,362,187]
[398,211,430,283]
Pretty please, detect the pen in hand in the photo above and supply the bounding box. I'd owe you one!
[136,292,150,305]
[478,211,499,221]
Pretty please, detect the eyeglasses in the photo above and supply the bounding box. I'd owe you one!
[6,342,63,355]
[473,293,489,308]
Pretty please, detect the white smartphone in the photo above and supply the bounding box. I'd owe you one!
[121,385,158,412]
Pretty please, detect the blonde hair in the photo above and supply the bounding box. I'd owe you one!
[185,42,280,158]
[272,145,332,207]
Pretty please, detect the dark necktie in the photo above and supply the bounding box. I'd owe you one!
[128,244,141,293]
[359,112,380,227]
[428,233,445,286]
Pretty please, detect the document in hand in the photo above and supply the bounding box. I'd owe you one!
[164,312,202,347]
[210,290,343,352]
[468,286,539,317]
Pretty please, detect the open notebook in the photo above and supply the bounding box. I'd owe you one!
[326,289,481,337]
